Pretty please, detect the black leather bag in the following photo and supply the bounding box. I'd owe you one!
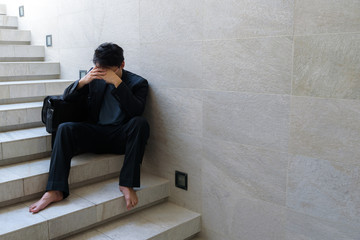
[42,95,87,134]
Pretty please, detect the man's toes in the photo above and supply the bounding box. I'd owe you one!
[29,203,37,212]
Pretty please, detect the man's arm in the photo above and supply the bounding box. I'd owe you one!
[100,68,149,118]
[63,67,106,102]
[111,80,149,117]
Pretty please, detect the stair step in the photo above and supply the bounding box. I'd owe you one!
[0,29,31,45]
[0,127,51,165]
[68,202,201,240]
[0,15,17,29]
[0,79,73,104]
[0,62,60,81]
[0,153,125,206]
[0,4,6,15]
[0,173,169,240]
[0,101,43,132]
[0,45,44,62]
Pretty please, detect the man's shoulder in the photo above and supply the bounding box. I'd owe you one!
[123,70,148,87]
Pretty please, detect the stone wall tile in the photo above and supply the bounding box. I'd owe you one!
[204,0,293,39]
[140,0,203,42]
[290,96,360,164]
[140,41,203,89]
[203,91,290,152]
[294,0,360,35]
[287,155,360,225]
[286,209,358,240]
[202,157,286,239]
[203,138,288,206]
[145,87,202,137]
[203,37,292,94]
[293,34,360,99]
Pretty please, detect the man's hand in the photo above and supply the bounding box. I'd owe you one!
[101,67,123,88]
[77,67,106,89]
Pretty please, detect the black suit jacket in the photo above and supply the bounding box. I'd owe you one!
[63,69,148,125]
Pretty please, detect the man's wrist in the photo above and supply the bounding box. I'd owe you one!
[77,78,86,89]
[113,77,122,88]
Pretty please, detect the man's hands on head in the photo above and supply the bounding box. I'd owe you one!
[101,67,123,88]
[77,66,122,89]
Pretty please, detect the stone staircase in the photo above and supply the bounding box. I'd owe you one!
[0,5,200,240]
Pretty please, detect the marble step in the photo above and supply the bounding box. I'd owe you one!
[0,29,31,45]
[0,101,43,132]
[0,153,125,206]
[0,45,45,62]
[0,127,51,166]
[68,202,201,240]
[0,15,18,29]
[0,172,169,240]
[0,4,6,15]
[0,62,60,81]
[0,79,73,104]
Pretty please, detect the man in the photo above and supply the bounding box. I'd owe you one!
[29,43,149,213]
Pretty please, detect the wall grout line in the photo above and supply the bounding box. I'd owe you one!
[138,31,360,45]
[149,85,360,103]
[286,0,297,208]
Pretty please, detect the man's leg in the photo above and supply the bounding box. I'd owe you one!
[30,122,103,213]
[111,117,150,210]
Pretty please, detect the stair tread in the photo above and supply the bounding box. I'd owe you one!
[0,153,126,203]
[0,29,29,32]
[0,153,120,184]
[68,202,201,240]
[0,101,42,111]
[0,126,49,142]
[0,61,59,64]
[0,172,170,239]
[0,44,43,47]
[0,79,73,85]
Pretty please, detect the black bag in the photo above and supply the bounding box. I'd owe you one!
[42,95,87,134]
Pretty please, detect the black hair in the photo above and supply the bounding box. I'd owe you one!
[92,42,124,67]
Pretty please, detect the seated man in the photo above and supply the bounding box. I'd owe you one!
[30,42,149,213]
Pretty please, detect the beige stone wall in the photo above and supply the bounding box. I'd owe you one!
[2,0,360,239]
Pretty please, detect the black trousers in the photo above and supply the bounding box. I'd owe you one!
[46,116,150,199]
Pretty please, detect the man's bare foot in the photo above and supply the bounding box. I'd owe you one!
[119,186,138,210]
[29,190,63,213]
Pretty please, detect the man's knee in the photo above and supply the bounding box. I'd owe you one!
[128,117,150,135]
[57,122,76,133]
[56,122,83,139]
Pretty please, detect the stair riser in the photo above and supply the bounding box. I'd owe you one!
[0,80,73,103]
[0,5,6,15]
[0,29,31,44]
[0,45,45,62]
[0,107,42,132]
[2,223,48,240]
[0,16,18,29]
[152,216,201,240]
[0,57,45,62]
[0,136,52,164]
[0,62,60,79]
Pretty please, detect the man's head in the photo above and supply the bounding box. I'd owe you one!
[93,42,124,68]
